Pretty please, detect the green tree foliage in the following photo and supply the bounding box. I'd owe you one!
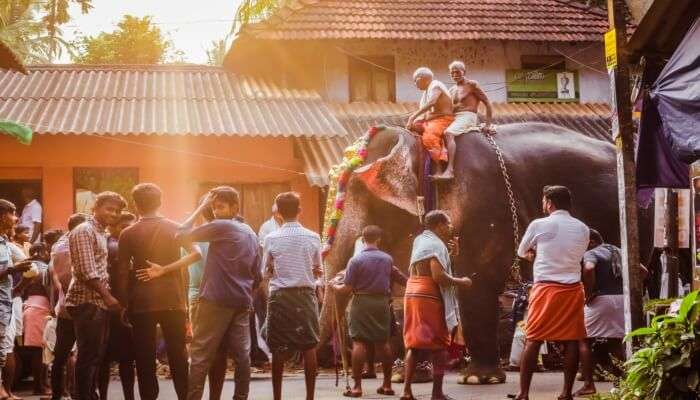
[72,15,177,64]
[0,0,92,63]
[596,291,700,400]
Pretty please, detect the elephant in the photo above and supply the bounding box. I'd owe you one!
[319,122,652,384]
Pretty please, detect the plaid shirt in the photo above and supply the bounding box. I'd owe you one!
[65,217,110,309]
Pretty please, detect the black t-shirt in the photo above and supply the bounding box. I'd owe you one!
[118,217,187,313]
[583,244,623,296]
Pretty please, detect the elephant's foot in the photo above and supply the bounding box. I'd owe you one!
[458,363,506,385]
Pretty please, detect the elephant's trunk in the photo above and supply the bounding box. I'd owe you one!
[318,186,368,346]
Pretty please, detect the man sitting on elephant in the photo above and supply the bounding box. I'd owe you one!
[402,210,472,400]
[406,67,454,173]
[431,61,494,181]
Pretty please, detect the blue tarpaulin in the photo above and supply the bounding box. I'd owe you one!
[648,15,700,163]
[637,15,700,189]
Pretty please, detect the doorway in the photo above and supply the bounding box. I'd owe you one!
[0,179,42,213]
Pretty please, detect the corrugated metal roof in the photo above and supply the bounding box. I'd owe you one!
[0,65,346,137]
[241,0,610,42]
[297,101,612,187]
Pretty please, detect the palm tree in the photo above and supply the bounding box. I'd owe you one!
[0,0,91,64]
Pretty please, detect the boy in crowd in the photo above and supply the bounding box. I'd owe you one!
[117,183,199,400]
[332,225,403,397]
[138,186,260,400]
[0,200,32,399]
[65,191,127,400]
[49,213,87,400]
[262,192,322,400]
[99,211,137,400]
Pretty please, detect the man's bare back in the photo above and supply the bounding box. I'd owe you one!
[425,88,454,120]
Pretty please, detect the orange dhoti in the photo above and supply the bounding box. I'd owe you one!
[403,276,450,350]
[526,282,586,341]
[419,115,454,162]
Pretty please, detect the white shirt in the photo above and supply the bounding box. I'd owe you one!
[257,217,281,247]
[262,222,322,292]
[420,79,450,110]
[20,199,42,239]
[517,210,590,284]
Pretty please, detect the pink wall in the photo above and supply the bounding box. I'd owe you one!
[0,134,320,232]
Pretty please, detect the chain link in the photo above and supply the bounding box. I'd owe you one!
[483,131,522,284]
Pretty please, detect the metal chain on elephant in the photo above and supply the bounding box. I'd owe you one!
[482,130,522,284]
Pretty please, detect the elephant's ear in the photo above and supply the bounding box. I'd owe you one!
[353,133,419,216]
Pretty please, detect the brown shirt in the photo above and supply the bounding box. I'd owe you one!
[117,217,187,313]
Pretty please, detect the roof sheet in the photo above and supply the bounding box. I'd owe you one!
[0,65,346,138]
[297,101,613,186]
[241,0,610,42]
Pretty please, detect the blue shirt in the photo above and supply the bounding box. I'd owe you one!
[185,242,209,304]
[179,219,260,308]
[344,248,393,295]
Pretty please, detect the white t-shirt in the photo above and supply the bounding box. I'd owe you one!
[517,210,590,284]
[420,79,450,110]
[20,199,42,239]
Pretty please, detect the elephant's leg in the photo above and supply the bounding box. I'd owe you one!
[458,281,506,385]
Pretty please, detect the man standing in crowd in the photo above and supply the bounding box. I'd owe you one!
[48,213,87,400]
[402,210,471,400]
[19,187,42,243]
[331,225,398,397]
[117,183,198,400]
[258,204,282,245]
[99,211,137,400]
[0,199,32,400]
[515,185,589,400]
[138,186,259,400]
[262,192,322,400]
[574,229,626,397]
[65,192,127,400]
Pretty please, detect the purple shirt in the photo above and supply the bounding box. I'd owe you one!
[178,219,260,309]
[344,248,394,295]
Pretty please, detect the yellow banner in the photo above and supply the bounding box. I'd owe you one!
[605,29,618,71]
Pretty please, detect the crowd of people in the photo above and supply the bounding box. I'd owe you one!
[0,181,630,400]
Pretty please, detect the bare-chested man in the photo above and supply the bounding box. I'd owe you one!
[432,61,494,180]
[406,67,455,171]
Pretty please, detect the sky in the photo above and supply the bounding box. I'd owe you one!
[62,0,244,64]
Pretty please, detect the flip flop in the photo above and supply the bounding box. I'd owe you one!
[573,388,597,397]
[343,389,362,398]
[506,395,528,400]
[377,387,395,395]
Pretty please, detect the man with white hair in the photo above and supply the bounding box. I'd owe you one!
[433,60,494,180]
[406,67,454,173]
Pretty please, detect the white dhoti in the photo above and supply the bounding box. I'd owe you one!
[584,295,625,339]
[445,111,479,136]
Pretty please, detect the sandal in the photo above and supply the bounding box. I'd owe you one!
[506,395,528,400]
[557,396,574,400]
[377,387,395,395]
[343,389,362,398]
[400,395,417,400]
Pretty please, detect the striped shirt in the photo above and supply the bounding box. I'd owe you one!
[262,222,321,292]
[65,217,110,309]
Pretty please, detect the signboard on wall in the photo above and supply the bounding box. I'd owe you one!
[506,69,580,102]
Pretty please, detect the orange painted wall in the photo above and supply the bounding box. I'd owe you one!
[0,134,320,232]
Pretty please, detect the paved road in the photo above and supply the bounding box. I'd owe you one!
[16,371,612,400]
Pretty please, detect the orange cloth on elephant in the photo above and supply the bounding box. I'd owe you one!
[403,276,450,350]
[526,282,586,341]
[420,115,454,162]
